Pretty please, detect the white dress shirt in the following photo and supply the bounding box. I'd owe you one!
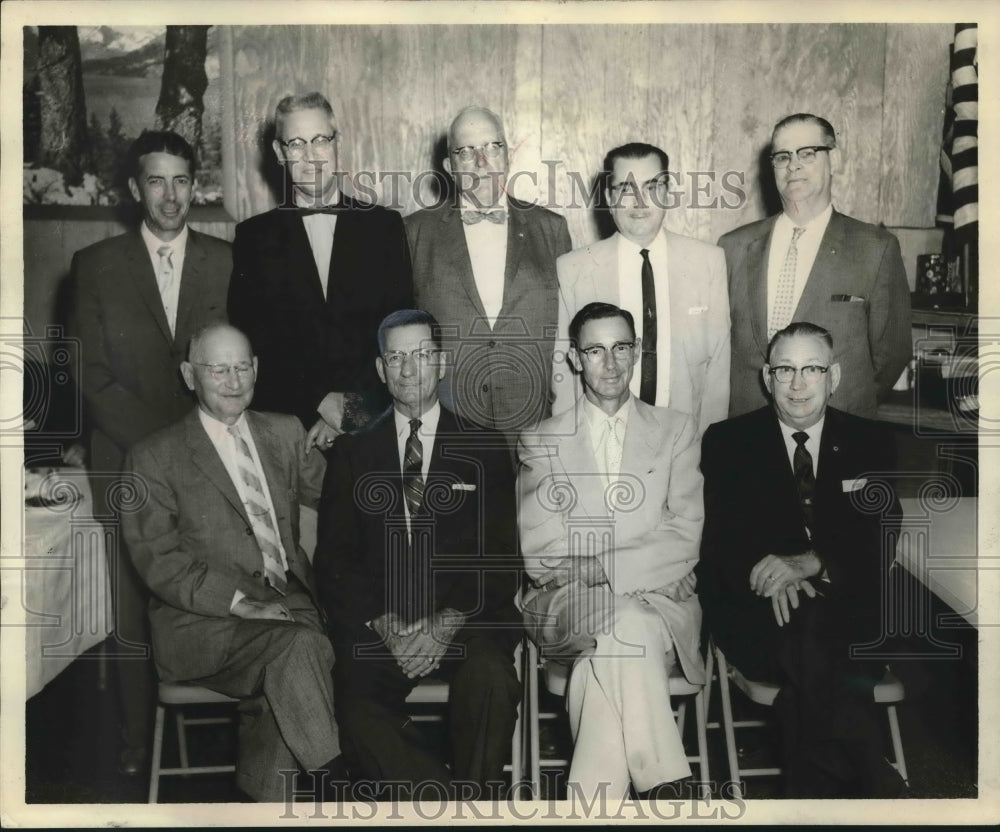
[616,229,671,406]
[297,190,339,299]
[777,415,824,478]
[140,221,187,336]
[460,195,508,328]
[766,203,833,326]
[198,409,289,610]
[584,395,633,485]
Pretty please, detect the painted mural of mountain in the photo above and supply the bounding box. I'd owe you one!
[81,35,166,78]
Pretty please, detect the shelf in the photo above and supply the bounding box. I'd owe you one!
[876,390,977,435]
[911,307,978,331]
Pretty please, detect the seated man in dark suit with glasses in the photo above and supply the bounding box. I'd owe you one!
[313,309,522,800]
[697,321,907,798]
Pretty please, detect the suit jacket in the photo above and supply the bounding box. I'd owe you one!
[517,398,705,684]
[314,406,520,633]
[696,406,900,672]
[719,210,912,419]
[229,196,413,427]
[121,408,326,681]
[68,228,232,481]
[552,231,731,436]
[405,198,572,439]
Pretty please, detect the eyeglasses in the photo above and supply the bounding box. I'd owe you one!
[577,342,636,363]
[382,348,439,368]
[279,134,338,157]
[450,142,505,163]
[607,178,668,201]
[193,362,255,382]
[769,146,832,168]
[767,365,830,384]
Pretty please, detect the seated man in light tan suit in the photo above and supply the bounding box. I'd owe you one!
[553,142,730,435]
[519,302,704,800]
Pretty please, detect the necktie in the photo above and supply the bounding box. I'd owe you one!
[156,245,176,336]
[297,205,342,216]
[461,209,507,225]
[402,418,424,517]
[792,430,816,536]
[769,226,806,338]
[605,416,623,480]
[639,248,657,405]
[227,425,287,593]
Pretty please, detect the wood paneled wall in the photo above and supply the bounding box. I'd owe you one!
[24,23,951,340]
[226,23,952,248]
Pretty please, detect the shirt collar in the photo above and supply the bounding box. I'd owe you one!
[292,186,341,209]
[615,226,666,255]
[777,414,825,444]
[198,407,248,442]
[777,202,833,232]
[459,193,508,214]
[393,401,442,439]
[583,394,633,432]
[140,221,188,256]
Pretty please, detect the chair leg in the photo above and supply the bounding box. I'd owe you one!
[675,700,688,738]
[510,639,525,798]
[175,710,190,770]
[715,647,743,800]
[528,640,541,798]
[694,686,711,799]
[147,703,165,803]
[886,704,909,784]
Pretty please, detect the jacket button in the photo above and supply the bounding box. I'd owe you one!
[482,383,489,393]
[245,528,254,536]
[253,570,262,578]
[488,340,497,348]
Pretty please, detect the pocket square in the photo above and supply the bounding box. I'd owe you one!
[831,294,866,302]
[687,305,709,315]
[451,483,477,491]
[842,478,867,492]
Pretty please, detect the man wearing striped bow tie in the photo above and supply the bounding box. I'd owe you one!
[406,106,572,449]
[122,322,343,801]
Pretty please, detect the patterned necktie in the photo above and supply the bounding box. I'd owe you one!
[769,226,806,338]
[402,418,424,517]
[792,430,816,536]
[604,416,623,481]
[156,245,176,336]
[227,425,287,593]
[639,248,657,405]
[461,209,507,225]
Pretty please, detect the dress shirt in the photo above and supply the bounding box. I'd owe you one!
[616,229,671,406]
[296,190,339,299]
[766,203,833,325]
[393,401,441,528]
[198,409,289,609]
[584,395,633,484]
[140,221,187,336]
[776,415,824,478]
[460,195,508,328]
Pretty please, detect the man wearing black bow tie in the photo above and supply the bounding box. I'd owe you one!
[314,309,522,798]
[697,322,906,797]
[405,106,571,446]
[229,92,412,450]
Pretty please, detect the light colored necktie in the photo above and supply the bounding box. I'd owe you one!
[227,425,287,593]
[768,226,806,338]
[605,416,623,481]
[156,245,176,336]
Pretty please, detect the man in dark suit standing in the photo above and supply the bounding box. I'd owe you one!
[405,106,572,446]
[122,323,341,802]
[68,130,231,774]
[697,322,906,797]
[314,309,522,799]
[229,92,412,451]
[719,113,911,419]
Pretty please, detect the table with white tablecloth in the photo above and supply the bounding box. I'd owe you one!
[22,467,112,699]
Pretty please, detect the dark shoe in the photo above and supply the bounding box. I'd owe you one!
[118,745,148,776]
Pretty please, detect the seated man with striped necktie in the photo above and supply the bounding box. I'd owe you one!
[313,309,522,801]
[122,322,344,802]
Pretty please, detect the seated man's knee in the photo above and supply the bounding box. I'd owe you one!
[594,599,665,657]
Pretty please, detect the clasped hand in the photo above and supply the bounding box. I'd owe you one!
[532,555,607,590]
[232,597,295,621]
[749,553,823,627]
[374,610,465,680]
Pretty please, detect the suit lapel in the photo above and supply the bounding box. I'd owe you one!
[184,409,248,523]
[793,211,845,324]
[126,232,173,346]
[440,208,489,322]
[282,209,327,306]
[555,407,611,519]
[174,229,203,349]
[746,219,775,357]
[246,412,289,529]
[588,236,620,306]
[499,202,525,316]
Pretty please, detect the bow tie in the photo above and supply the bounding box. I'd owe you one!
[295,205,343,216]
[461,209,506,225]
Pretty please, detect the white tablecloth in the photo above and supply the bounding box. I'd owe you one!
[23,468,112,698]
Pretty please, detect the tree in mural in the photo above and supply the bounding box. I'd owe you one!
[37,27,92,186]
[155,26,209,161]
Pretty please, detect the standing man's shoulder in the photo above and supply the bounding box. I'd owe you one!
[508,197,568,231]
[71,230,140,274]
[717,215,774,249]
[557,235,613,280]
[341,194,405,226]
[232,206,283,244]
[831,210,900,246]
[189,227,233,255]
